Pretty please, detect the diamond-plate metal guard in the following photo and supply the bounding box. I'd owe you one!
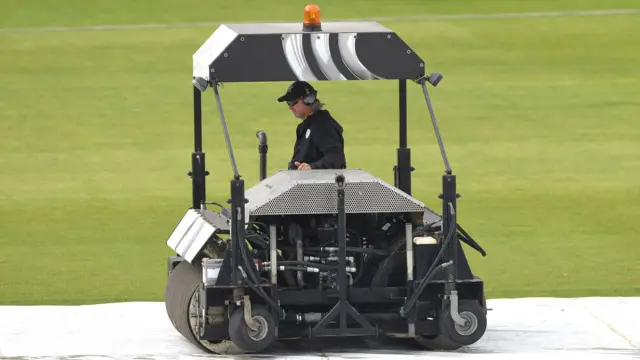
[244,169,429,216]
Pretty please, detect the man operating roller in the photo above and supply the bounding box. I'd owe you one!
[277,81,347,171]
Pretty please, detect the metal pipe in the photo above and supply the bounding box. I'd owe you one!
[212,80,240,179]
[449,290,469,327]
[270,224,277,284]
[296,238,305,288]
[306,247,389,256]
[405,222,415,335]
[291,311,401,324]
[256,130,268,181]
[420,79,452,175]
[406,223,413,281]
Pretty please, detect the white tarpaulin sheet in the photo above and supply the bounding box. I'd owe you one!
[0,297,638,359]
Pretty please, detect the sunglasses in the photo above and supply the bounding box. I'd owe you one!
[286,99,299,106]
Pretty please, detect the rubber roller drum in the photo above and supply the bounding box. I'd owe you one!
[164,260,242,354]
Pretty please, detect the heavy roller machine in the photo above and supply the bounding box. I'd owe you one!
[164,4,488,354]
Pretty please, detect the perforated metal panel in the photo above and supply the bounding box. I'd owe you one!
[244,169,427,216]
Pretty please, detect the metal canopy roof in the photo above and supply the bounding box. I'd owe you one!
[192,21,426,83]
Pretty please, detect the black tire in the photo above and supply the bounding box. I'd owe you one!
[438,299,487,346]
[228,304,276,353]
[164,260,243,354]
[414,334,463,350]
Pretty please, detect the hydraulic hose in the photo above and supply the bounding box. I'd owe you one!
[403,205,457,314]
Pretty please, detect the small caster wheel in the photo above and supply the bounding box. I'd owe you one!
[228,304,276,353]
[439,299,487,346]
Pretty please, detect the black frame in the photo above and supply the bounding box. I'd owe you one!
[184,73,487,341]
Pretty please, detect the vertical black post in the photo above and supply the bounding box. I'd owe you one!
[191,86,207,209]
[310,174,376,336]
[397,79,412,195]
[399,79,407,149]
[194,85,203,153]
[336,174,347,329]
[256,130,268,181]
[442,174,458,292]
[230,178,246,288]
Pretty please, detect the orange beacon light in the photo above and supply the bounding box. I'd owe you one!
[303,4,322,31]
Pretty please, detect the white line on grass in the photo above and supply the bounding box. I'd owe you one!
[1,8,639,34]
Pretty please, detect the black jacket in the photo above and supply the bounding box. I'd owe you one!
[288,110,347,170]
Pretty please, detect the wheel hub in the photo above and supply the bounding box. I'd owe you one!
[454,311,478,336]
[247,315,269,341]
[188,289,228,352]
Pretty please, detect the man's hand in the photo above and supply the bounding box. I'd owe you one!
[294,161,311,170]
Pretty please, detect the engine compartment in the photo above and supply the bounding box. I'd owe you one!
[165,168,488,352]
[232,213,436,291]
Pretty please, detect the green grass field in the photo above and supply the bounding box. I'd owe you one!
[1,0,639,305]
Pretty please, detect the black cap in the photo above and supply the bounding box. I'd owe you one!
[277,81,316,102]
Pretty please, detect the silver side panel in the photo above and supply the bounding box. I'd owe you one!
[244,169,427,216]
[192,24,238,81]
[166,209,230,263]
